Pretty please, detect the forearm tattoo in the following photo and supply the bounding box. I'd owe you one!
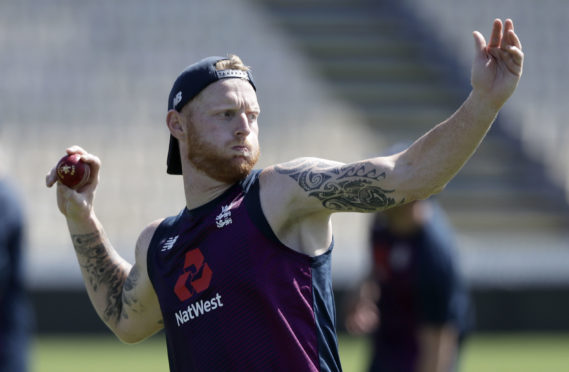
[275,158,400,212]
[72,232,128,323]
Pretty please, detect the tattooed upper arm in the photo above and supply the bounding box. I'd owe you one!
[71,221,163,342]
[116,220,164,341]
[121,264,142,320]
[72,232,128,323]
[274,158,403,213]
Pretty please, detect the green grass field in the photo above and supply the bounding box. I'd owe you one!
[31,332,569,372]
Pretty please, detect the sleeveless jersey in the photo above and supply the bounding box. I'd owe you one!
[147,170,342,371]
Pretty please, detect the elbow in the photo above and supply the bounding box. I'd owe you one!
[111,323,150,345]
[407,182,448,202]
[429,181,448,198]
[390,156,450,204]
[391,156,448,203]
[115,331,147,345]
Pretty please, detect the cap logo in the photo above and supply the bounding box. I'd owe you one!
[173,91,182,109]
[215,70,249,80]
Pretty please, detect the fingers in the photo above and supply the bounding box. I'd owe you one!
[488,18,503,49]
[507,29,522,50]
[45,166,58,187]
[499,19,524,76]
[503,19,521,47]
[501,19,513,51]
[503,19,514,45]
[66,145,88,156]
[473,18,523,76]
[46,145,88,187]
[486,18,522,52]
[46,146,101,189]
[481,18,523,51]
[473,19,502,59]
[472,30,487,57]
[79,152,101,190]
[503,19,522,50]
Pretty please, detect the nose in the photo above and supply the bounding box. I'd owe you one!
[234,112,252,137]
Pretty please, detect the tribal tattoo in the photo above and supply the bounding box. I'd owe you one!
[275,158,400,212]
[72,232,128,323]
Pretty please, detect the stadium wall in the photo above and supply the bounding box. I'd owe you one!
[30,287,569,334]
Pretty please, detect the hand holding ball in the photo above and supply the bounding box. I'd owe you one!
[56,154,91,189]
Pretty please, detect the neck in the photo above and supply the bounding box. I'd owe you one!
[182,168,235,210]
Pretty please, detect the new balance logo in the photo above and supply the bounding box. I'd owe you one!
[216,204,233,228]
[161,235,179,252]
[173,91,182,108]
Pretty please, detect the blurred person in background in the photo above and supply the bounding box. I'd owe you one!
[45,19,521,371]
[0,166,32,372]
[345,198,472,372]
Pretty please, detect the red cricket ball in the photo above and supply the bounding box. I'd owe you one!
[56,154,91,189]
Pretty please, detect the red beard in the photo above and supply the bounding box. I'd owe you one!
[185,124,259,183]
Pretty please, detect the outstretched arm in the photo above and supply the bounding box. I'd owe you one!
[270,19,523,211]
[393,18,524,200]
[46,146,163,343]
[260,19,523,256]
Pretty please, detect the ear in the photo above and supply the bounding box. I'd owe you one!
[166,110,185,140]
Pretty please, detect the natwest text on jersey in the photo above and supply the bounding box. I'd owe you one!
[175,292,224,327]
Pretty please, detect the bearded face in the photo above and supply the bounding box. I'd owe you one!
[185,118,260,183]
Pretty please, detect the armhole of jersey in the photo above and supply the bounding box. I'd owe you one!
[243,169,334,262]
[242,169,283,247]
[146,213,179,288]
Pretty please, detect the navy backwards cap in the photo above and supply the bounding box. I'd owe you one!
[166,56,256,175]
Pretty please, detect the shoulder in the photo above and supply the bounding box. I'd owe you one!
[262,156,400,213]
[259,157,342,215]
[265,157,344,185]
[135,218,165,261]
[260,157,343,198]
[271,157,344,174]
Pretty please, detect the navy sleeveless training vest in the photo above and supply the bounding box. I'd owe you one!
[147,170,342,371]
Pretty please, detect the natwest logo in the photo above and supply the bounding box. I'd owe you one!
[174,248,213,302]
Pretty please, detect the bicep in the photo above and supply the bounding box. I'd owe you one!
[271,157,405,214]
[115,221,164,343]
[116,264,163,343]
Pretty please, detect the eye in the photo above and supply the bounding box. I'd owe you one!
[247,111,259,121]
[219,110,235,120]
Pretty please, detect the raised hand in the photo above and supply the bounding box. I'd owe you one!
[471,18,524,109]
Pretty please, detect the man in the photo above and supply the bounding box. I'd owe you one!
[0,174,32,372]
[46,19,522,371]
[345,198,472,372]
